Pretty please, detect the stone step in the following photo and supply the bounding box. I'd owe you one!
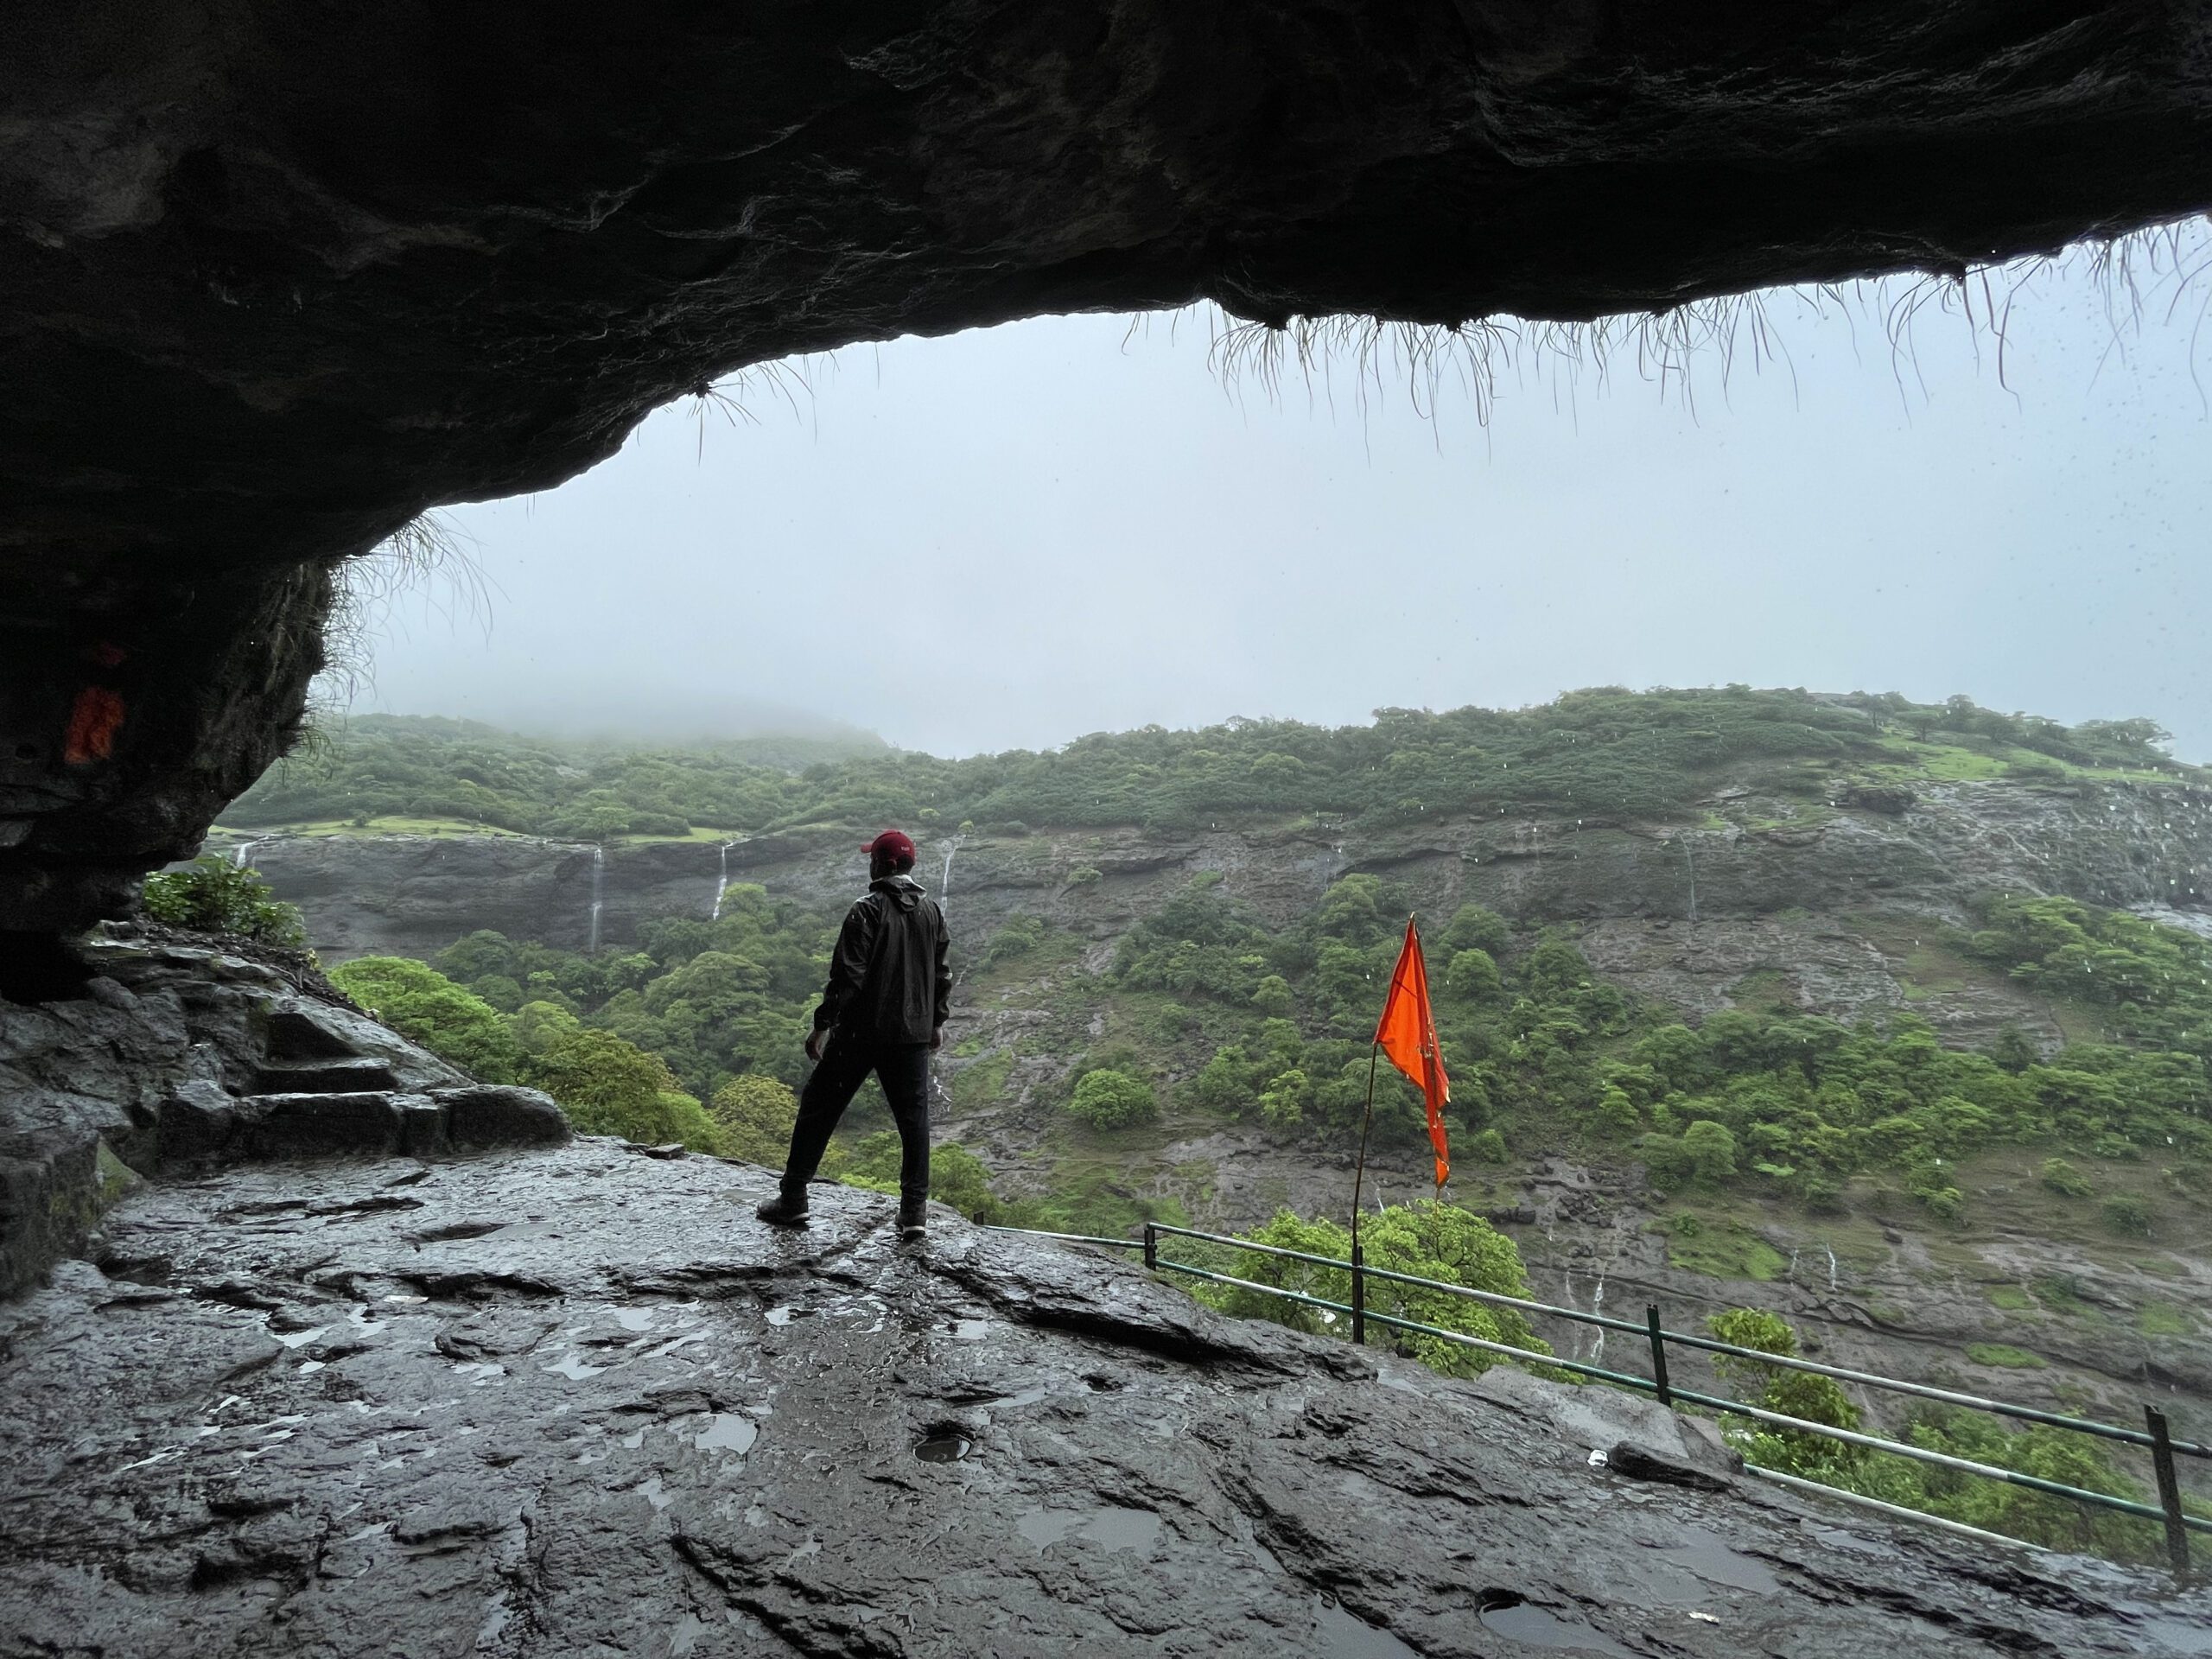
[156,1084,571,1166]
[251,1057,401,1095]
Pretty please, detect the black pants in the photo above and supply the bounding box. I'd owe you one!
[782,1038,931,1205]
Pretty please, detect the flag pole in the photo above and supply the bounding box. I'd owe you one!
[1349,1039,1380,1344]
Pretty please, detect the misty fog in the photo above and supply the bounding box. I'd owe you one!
[354,253,2212,761]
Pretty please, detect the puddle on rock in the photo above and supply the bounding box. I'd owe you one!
[614,1308,656,1332]
[1476,1597,1634,1656]
[273,1325,327,1349]
[1658,1528,1781,1595]
[1016,1506,1160,1554]
[695,1414,758,1455]
[765,1306,807,1327]
[951,1319,988,1341]
[543,1352,605,1381]
[1313,1597,1420,1658]
[912,1431,971,1463]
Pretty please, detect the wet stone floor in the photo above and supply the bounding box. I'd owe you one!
[1,1141,2205,1657]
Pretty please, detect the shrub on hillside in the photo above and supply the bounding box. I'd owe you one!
[837,1135,1006,1221]
[2039,1157,2093,1198]
[531,1027,721,1151]
[709,1073,799,1165]
[142,856,306,948]
[1191,1202,1550,1379]
[2100,1193,2152,1236]
[1067,1068,1158,1129]
[1707,1307,1864,1478]
[327,957,520,1082]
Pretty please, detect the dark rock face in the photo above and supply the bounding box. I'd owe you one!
[6,1147,2206,1656]
[0,928,566,1297]
[7,4,2212,924]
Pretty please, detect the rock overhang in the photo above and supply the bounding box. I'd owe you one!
[4,1,2212,925]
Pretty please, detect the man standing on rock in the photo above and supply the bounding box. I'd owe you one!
[756,829,950,1240]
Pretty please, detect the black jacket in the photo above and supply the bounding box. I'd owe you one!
[811,874,950,1046]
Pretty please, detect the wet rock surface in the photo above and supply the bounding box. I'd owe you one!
[5,1143,2208,1658]
[0,928,566,1297]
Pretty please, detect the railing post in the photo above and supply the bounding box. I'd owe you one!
[1647,1305,1672,1407]
[2147,1405,2192,1582]
[1351,1243,1366,1345]
[1142,1221,1157,1272]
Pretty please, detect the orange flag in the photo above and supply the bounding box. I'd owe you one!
[1374,916,1452,1189]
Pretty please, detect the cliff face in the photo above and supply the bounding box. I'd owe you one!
[218,776,2212,982]
[8,4,2212,925]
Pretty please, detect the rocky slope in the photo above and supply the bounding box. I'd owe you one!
[7,1122,2210,1656]
[0,927,569,1300]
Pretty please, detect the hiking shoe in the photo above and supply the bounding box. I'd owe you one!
[897,1200,927,1242]
[755,1192,810,1227]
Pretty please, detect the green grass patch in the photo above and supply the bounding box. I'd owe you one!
[1985,1285,2035,1312]
[1728,969,1794,1012]
[2138,1301,2196,1338]
[1964,1343,2046,1369]
[949,1049,1016,1112]
[1662,1221,1789,1282]
[1866,739,2013,782]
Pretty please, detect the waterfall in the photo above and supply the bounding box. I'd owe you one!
[710,842,732,922]
[938,835,962,917]
[231,837,264,871]
[588,845,605,955]
[1826,1247,1839,1292]
[1587,1270,1608,1365]
[1682,836,1700,924]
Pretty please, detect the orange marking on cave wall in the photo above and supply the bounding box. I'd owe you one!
[63,686,126,764]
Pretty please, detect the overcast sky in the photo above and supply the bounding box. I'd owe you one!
[359,237,2212,761]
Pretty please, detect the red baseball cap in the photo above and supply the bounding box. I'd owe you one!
[861,829,917,867]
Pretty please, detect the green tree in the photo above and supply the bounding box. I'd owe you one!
[836,1135,1005,1220]
[328,957,522,1083]
[1440,904,1510,957]
[1681,1119,1738,1182]
[531,1027,721,1151]
[1259,1068,1308,1128]
[1445,948,1503,1004]
[1191,1202,1551,1380]
[1185,1046,1259,1116]
[1707,1307,1863,1478]
[1068,1068,1159,1129]
[511,999,583,1057]
[709,1073,799,1165]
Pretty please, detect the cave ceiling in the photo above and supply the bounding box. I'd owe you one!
[3,1,2211,930]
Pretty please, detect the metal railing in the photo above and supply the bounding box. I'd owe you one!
[986,1219,2207,1580]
